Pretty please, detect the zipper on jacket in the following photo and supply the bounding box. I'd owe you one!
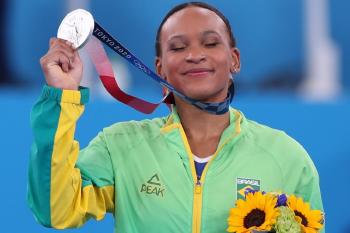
[195,180,202,194]
[193,179,202,233]
[175,111,242,233]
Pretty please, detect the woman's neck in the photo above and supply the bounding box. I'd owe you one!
[175,99,230,157]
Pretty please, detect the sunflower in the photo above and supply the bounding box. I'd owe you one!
[287,195,324,233]
[227,191,279,233]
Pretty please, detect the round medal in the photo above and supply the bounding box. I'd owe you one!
[57,9,94,49]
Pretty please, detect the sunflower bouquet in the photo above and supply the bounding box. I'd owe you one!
[227,190,324,233]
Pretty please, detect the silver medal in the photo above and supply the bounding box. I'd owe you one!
[57,9,94,49]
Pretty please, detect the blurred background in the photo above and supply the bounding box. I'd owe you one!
[0,0,349,232]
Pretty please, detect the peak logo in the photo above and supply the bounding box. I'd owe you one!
[140,174,165,197]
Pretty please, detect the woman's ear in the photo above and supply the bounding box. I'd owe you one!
[155,57,166,80]
[228,77,233,85]
[230,48,241,74]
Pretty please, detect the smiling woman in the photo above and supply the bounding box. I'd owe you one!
[154,3,241,161]
[27,2,324,233]
[155,3,240,104]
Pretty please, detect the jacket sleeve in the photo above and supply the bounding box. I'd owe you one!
[275,131,325,232]
[27,85,115,229]
[294,154,325,233]
[282,133,325,233]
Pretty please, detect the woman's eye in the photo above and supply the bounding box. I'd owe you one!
[205,42,219,47]
[171,47,185,51]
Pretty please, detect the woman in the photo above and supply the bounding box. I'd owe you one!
[28,2,324,233]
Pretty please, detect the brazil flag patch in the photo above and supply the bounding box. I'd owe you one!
[236,177,261,200]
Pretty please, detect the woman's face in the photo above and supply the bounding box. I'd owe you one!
[156,6,240,102]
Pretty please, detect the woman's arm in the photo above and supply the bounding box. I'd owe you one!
[28,85,114,229]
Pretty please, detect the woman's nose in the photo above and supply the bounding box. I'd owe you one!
[185,47,206,63]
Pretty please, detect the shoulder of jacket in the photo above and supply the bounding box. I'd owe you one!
[101,116,168,138]
[243,118,310,165]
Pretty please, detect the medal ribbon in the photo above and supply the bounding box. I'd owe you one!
[86,21,233,115]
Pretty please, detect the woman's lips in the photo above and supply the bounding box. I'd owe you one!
[182,68,214,77]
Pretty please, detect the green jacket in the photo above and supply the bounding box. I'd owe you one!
[28,85,324,233]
